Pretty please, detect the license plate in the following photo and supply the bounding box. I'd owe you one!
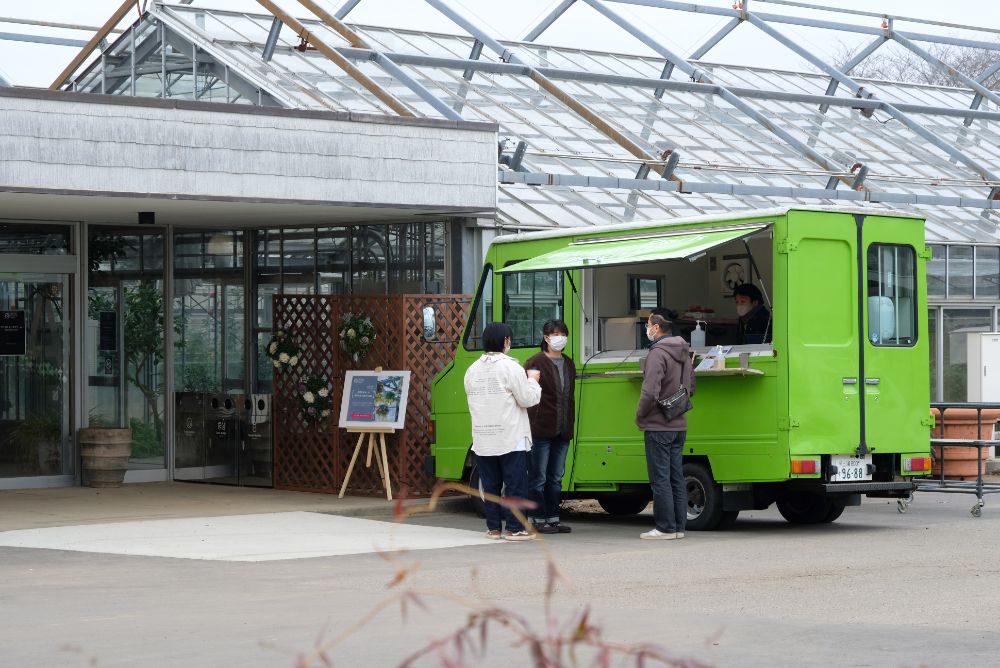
[830,455,872,482]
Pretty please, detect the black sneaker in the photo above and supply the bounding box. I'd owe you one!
[535,523,558,535]
[549,522,572,534]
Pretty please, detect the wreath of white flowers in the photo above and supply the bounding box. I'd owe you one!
[339,312,376,363]
[298,376,333,424]
[266,329,301,371]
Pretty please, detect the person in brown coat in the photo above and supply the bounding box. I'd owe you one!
[635,313,696,540]
[524,319,576,534]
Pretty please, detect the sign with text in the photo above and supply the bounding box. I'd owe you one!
[99,311,118,352]
[338,370,411,430]
[0,310,26,357]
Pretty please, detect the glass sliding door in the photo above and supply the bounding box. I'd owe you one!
[173,230,247,483]
[0,274,72,479]
[86,228,167,472]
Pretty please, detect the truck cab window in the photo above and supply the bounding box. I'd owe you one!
[867,244,917,346]
[462,265,494,351]
[502,269,563,347]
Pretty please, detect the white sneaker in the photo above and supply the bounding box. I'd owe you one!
[676,532,685,539]
[640,529,678,540]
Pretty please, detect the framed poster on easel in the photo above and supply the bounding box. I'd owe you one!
[338,370,411,499]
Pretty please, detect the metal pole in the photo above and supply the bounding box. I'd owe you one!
[159,21,167,99]
[422,0,681,182]
[745,11,1000,185]
[164,224,175,481]
[334,0,365,20]
[298,0,463,120]
[50,0,139,89]
[523,0,577,42]
[819,35,885,113]
[890,31,1000,109]
[262,17,282,62]
[331,45,1000,122]
[966,61,1000,126]
[688,17,742,59]
[255,0,415,117]
[608,0,1000,52]
[0,32,88,48]
[580,0,855,186]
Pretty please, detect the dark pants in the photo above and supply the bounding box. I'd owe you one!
[644,431,687,534]
[477,450,529,532]
[528,437,570,524]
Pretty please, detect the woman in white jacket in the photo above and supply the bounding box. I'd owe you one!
[464,322,541,540]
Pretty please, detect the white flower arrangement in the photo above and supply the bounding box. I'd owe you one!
[339,312,376,363]
[298,377,333,425]
[265,329,301,372]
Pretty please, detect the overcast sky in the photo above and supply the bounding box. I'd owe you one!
[1,0,999,87]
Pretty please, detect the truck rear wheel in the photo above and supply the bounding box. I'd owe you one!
[685,462,725,531]
[776,491,844,524]
[597,493,651,516]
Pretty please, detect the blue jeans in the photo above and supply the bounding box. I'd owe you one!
[477,451,529,533]
[528,437,569,524]
[644,431,687,533]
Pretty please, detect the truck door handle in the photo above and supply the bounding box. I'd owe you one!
[865,378,880,385]
[842,378,857,385]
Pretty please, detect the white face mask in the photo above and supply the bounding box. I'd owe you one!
[646,326,656,341]
[736,303,752,318]
[502,342,511,355]
[547,335,567,352]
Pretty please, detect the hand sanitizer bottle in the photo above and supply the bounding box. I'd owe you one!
[691,320,706,349]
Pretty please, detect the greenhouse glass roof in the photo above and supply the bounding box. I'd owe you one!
[58,1,1000,241]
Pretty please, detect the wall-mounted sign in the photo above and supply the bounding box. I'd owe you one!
[99,311,118,352]
[0,310,26,357]
[338,371,411,430]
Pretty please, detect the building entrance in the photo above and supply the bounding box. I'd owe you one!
[0,272,73,484]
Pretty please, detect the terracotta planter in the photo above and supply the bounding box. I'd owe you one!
[79,427,132,488]
[929,408,1000,480]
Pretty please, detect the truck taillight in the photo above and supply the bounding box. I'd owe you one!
[904,456,931,472]
[790,458,818,474]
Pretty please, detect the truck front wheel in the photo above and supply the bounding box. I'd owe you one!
[776,491,845,524]
[684,462,726,531]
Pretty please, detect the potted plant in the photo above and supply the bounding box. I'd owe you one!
[78,426,132,488]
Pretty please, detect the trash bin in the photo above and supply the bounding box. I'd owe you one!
[174,392,206,469]
[206,394,237,471]
[241,394,272,483]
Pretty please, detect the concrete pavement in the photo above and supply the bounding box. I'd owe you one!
[0,481,463,531]
[1,487,1000,667]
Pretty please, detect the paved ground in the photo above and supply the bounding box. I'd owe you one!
[1,483,999,667]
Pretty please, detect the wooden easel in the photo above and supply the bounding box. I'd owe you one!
[339,427,395,500]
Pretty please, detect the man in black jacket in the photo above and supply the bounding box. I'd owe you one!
[635,313,695,540]
[734,283,772,344]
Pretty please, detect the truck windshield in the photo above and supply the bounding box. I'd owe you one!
[502,269,563,348]
[462,264,493,351]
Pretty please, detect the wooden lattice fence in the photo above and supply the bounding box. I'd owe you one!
[272,294,470,497]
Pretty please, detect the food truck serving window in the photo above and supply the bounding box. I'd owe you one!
[495,224,769,273]
[867,244,917,347]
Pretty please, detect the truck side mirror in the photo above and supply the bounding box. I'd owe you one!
[422,305,438,342]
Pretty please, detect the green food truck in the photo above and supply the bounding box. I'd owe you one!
[424,207,931,529]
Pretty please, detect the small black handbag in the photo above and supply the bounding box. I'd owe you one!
[657,385,693,421]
